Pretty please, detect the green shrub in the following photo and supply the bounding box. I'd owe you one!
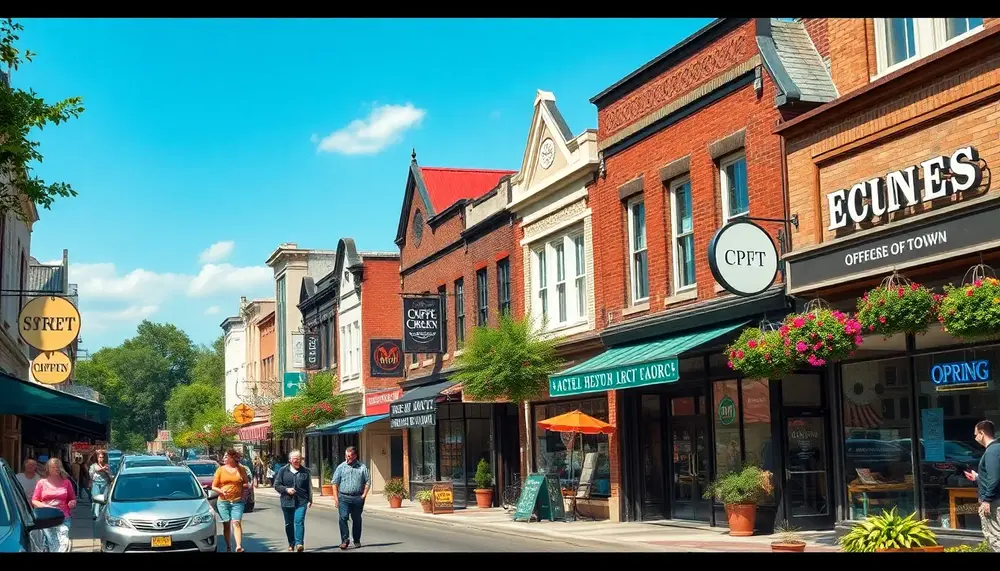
[474,458,493,489]
[944,541,991,552]
[838,508,937,552]
[383,478,407,499]
[702,465,773,504]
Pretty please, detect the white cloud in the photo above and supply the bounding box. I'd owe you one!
[204,305,221,316]
[42,259,63,265]
[187,263,273,297]
[70,263,191,304]
[199,240,235,264]
[316,103,426,155]
[82,305,159,334]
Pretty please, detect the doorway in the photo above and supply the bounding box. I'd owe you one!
[669,404,711,522]
[781,374,835,530]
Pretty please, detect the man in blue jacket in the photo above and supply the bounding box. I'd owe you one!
[273,450,312,552]
[965,420,1000,551]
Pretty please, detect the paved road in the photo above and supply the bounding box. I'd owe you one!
[234,494,608,552]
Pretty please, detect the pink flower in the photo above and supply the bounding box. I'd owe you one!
[736,350,745,359]
[792,317,805,328]
[854,335,864,345]
[727,360,734,369]
[796,341,808,353]
[815,358,827,366]
[748,339,758,349]
[879,316,887,324]
[976,279,983,287]
[869,324,876,331]
[910,283,919,291]
[764,353,772,361]
[779,325,790,336]
[814,342,824,350]
[827,334,834,340]
[898,289,905,298]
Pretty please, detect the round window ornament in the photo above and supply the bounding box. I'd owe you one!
[31,351,72,385]
[18,296,82,352]
[708,220,779,297]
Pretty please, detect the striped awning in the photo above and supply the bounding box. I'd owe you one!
[843,401,882,429]
[238,421,271,442]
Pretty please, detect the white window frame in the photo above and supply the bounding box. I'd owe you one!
[669,176,697,294]
[534,247,548,325]
[627,196,648,305]
[573,235,587,320]
[720,153,749,224]
[531,228,588,331]
[873,18,985,78]
[353,321,361,376]
[553,239,567,323]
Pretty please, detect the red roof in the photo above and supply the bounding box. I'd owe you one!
[419,167,516,213]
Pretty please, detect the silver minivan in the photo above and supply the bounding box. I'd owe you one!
[94,465,219,553]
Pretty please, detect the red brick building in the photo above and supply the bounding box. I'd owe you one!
[548,18,840,527]
[389,152,521,507]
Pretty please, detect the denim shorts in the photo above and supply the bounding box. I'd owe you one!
[217,500,245,522]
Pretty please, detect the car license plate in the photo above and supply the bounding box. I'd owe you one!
[151,536,172,548]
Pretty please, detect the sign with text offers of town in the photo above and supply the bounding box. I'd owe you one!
[304,333,320,371]
[402,296,444,354]
[19,296,81,352]
[549,357,679,398]
[366,388,402,416]
[31,350,72,385]
[787,200,1000,294]
[370,339,403,377]
[431,482,454,514]
[708,220,779,297]
[283,371,305,398]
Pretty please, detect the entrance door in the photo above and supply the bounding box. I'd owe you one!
[369,434,390,493]
[669,400,711,522]
[639,395,666,519]
[784,412,833,529]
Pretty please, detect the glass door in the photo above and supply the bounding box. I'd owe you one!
[670,415,711,522]
[639,395,666,519]
[784,412,834,529]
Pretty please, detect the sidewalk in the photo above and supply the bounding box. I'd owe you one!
[69,500,99,552]
[257,487,840,552]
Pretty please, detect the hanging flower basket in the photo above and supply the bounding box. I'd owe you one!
[779,300,863,368]
[727,325,794,379]
[938,264,1000,340]
[856,272,937,336]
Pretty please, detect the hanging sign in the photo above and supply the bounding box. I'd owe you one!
[233,404,255,424]
[370,339,403,377]
[304,333,320,371]
[19,296,81,352]
[402,296,444,354]
[931,359,991,391]
[708,219,779,297]
[31,350,73,385]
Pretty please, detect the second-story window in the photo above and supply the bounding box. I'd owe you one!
[670,177,696,292]
[536,248,548,322]
[497,259,511,317]
[476,268,488,327]
[533,230,587,330]
[554,240,567,322]
[875,18,984,74]
[353,321,360,374]
[574,236,587,319]
[628,197,648,304]
[721,153,748,223]
[455,278,465,348]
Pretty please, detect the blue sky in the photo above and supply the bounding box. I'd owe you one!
[16,17,712,351]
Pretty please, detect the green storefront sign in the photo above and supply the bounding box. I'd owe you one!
[549,357,680,398]
[718,395,736,425]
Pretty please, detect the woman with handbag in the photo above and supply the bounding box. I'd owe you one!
[212,449,251,552]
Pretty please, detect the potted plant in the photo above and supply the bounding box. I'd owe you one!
[838,508,942,552]
[937,274,1000,340]
[945,541,991,552]
[321,460,334,496]
[702,464,773,536]
[384,477,407,509]
[726,326,794,378]
[416,490,433,513]
[779,307,864,367]
[857,274,937,336]
[771,521,806,552]
[473,458,494,508]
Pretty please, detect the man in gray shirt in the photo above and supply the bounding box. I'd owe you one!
[332,446,370,550]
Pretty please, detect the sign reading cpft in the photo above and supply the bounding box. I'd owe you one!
[708,220,779,297]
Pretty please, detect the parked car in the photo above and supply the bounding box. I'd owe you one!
[0,458,65,552]
[94,466,219,553]
[120,455,172,472]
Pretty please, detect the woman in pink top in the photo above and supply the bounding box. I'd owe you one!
[32,458,76,552]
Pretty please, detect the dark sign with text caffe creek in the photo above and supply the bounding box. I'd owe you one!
[304,333,320,371]
[370,339,403,377]
[402,296,444,354]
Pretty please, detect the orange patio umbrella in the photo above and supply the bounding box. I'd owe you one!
[537,409,615,435]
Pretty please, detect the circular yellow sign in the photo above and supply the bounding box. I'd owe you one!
[18,296,81,352]
[233,404,255,424]
[31,351,73,385]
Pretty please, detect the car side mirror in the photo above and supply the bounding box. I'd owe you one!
[29,507,65,532]
[92,494,107,505]
[206,490,219,500]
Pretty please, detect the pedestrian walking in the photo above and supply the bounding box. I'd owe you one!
[88,450,113,520]
[211,448,251,552]
[273,450,311,552]
[31,458,76,552]
[15,458,41,500]
[78,456,92,504]
[331,446,370,550]
[964,419,1000,551]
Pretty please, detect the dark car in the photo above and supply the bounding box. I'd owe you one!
[0,458,66,552]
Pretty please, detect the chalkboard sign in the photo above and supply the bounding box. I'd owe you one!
[512,473,564,522]
[431,481,454,515]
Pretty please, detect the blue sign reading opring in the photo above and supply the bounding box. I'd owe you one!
[930,360,991,385]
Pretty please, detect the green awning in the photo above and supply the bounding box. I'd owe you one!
[305,416,359,437]
[0,372,110,425]
[548,321,749,398]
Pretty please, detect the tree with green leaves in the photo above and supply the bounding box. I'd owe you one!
[453,314,563,402]
[0,18,84,220]
[270,371,346,446]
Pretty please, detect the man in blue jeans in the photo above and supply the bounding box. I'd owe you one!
[332,446,370,550]
[273,450,312,552]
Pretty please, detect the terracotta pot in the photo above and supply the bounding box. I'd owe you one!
[420,501,433,513]
[321,485,334,496]
[388,495,403,508]
[724,503,757,536]
[474,489,494,508]
[877,545,944,552]
[771,542,806,552]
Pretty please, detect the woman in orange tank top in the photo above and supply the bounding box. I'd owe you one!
[212,449,249,552]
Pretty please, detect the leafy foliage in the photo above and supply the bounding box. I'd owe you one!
[474,458,493,489]
[415,490,433,503]
[270,371,346,435]
[945,541,991,552]
[937,277,1000,340]
[0,19,85,221]
[453,314,562,402]
[166,382,222,431]
[779,308,863,367]
[838,507,937,552]
[383,477,407,499]
[857,282,937,336]
[702,464,774,505]
[185,407,239,452]
[726,327,794,378]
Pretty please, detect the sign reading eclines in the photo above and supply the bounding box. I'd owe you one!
[708,220,778,297]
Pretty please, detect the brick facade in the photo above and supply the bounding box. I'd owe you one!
[359,256,403,391]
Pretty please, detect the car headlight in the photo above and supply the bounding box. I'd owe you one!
[190,512,215,525]
[105,514,132,529]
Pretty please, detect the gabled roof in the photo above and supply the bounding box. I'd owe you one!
[757,19,838,107]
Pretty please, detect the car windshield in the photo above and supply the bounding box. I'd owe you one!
[186,463,217,477]
[0,477,13,526]
[124,458,170,469]
[111,472,203,502]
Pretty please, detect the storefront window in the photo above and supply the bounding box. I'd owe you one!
[915,345,999,530]
[713,381,741,478]
[742,379,774,474]
[842,357,916,520]
[408,426,436,482]
[534,398,611,497]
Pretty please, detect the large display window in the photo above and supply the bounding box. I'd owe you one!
[533,398,611,497]
[712,378,775,505]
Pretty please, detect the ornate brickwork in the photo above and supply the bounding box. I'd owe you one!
[522,198,588,241]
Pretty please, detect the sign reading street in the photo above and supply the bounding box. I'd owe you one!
[549,357,679,398]
[19,296,81,352]
[31,351,73,385]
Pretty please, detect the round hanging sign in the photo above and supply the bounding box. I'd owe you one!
[717,395,737,426]
[708,220,779,297]
[18,296,81,352]
[233,403,255,424]
[31,351,73,385]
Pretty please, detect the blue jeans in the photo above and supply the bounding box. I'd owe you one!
[338,495,364,544]
[281,504,307,548]
[91,480,108,519]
